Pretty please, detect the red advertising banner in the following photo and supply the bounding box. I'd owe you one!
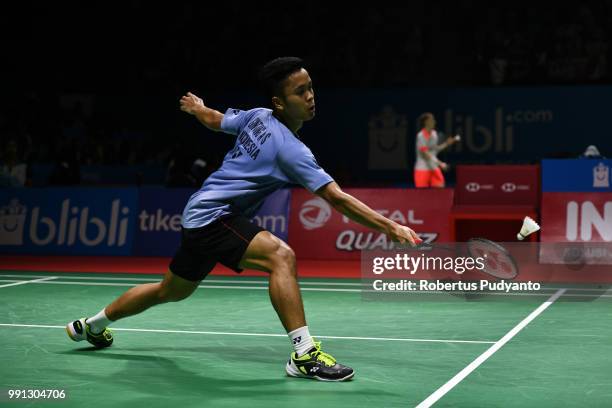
[541,192,612,264]
[541,192,612,242]
[454,165,539,206]
[289,188,454,260]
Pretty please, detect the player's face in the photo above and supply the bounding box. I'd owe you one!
[279,68,315,121]
[426,115,436,129]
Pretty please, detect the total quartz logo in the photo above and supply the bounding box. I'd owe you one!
[299,197,332,230]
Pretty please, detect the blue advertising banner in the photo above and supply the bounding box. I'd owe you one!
[133,188,291,256]
[542,159,612,192]
[0,188,137,255]
[251,188,291,242]
[132,187,193,256]
[1,187,291,256]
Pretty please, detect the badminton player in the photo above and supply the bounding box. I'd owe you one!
[413,112,459,188]
[66,57,421,382]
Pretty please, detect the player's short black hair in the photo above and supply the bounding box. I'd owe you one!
[259,57,305,100]
[418,112,434,128]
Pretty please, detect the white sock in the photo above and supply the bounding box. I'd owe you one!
[288,326,315,357]
[86,309,112,334]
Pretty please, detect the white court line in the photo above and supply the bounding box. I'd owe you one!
[309,334,493,344]
[1,278,607,296]
[559,293,612,298]
[416,288,566,408]
[0,276,57,288]
[0,274,364,287]
[0,323,495,344]
[0,274,608,292]
[0,279,363,292]
[30,280,363,292]
[0,274,163,282]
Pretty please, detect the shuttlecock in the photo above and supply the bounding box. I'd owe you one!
[454,135,461,142]
[517,216,540,240]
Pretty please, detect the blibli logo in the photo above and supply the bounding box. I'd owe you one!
[441,107,553,154]
[29,199,130,247]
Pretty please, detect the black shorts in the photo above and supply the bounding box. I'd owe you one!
[169,214,266,282]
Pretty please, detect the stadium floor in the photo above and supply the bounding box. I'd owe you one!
[0,271,610,407]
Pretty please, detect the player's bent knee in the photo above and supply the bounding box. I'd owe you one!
[240,231,296,274]
[279,245,296,264]
[273,245,296,273]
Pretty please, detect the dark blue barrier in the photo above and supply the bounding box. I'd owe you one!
[542,159,612,192]
[0,187,292,256]
[29,87,612,188]
[0,188,138,255]
[205,87,612,184]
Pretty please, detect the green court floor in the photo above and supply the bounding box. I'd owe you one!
[0,272,610,407]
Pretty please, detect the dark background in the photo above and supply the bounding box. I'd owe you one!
[2,1,611,187]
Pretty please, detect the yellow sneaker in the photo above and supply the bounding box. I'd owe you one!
[285,341,354,382]
[66,318,113,349]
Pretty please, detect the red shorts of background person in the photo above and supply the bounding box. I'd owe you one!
[414,168,444,188]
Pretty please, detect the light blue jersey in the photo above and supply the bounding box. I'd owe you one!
[182,108,334,228]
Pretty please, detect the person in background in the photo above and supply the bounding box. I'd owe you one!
[413,112,459,188]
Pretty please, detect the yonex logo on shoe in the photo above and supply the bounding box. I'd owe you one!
[73,321,83,333]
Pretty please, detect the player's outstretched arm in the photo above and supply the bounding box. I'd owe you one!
[316,182,422,246]
[435,134,460,153]
[179,91,224,131]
